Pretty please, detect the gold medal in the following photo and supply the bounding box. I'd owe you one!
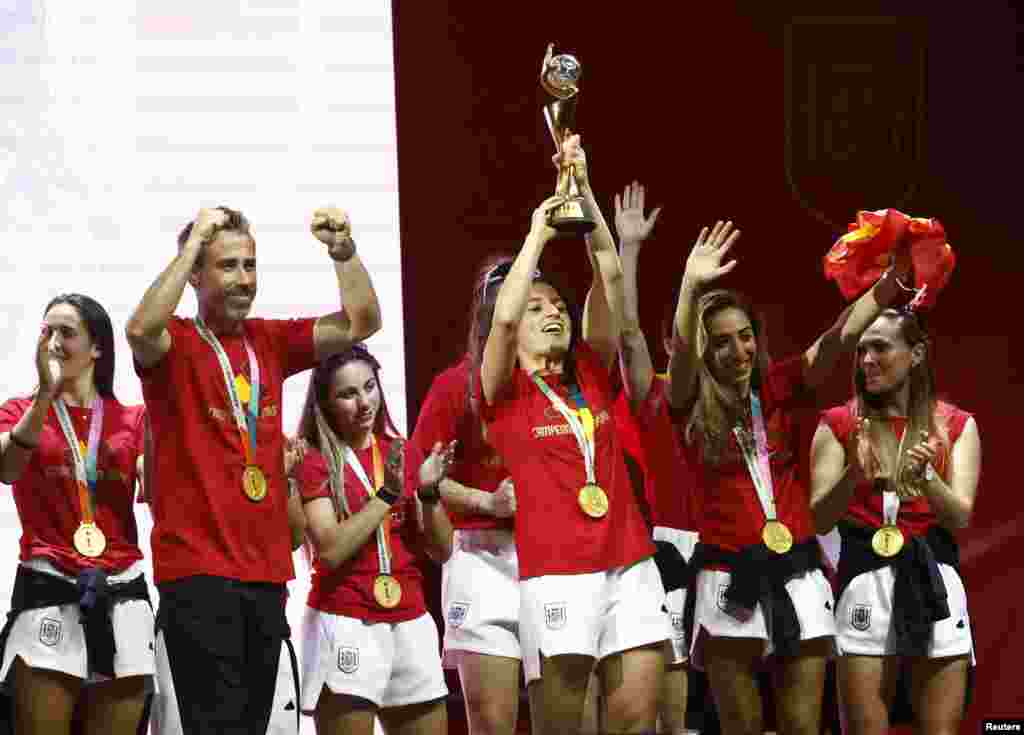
[234,374,252,404]
[373,574,402,608]
[73,522,107,558]
[242,465,267,502]
[577,483,609,519]
[871,525,904,557]
[761,520,793,554]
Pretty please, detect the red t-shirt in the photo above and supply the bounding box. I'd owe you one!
[820,400,972,536]
[616,374,700,532]
[480,342,654,579]
[0,397,145,574]
[136,315,316,584]
[683,355,814,552]
[406,358,511,532]
[298,439,426,623]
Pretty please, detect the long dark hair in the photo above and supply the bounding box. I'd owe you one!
[296,344,400,449]
[43,294,116,399]
[684,289,770,464]
[853,308,948,466]
[465,255,581,410]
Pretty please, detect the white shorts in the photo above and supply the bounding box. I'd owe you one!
[301,609,447,712]
[442,529,521,667]
[0,560,156,686]
[688,567,837,671]
[653,527,699,666]
[520,558,671,684]
[151,630,300,735]
[836,562,974,662]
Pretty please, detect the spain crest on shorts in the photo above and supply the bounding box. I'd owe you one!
[448,602,469,628]
[39,618,62,647]
[851,603,872,632]
[337,646,360,674]
[544,602,567,631]
[784,17,926,228]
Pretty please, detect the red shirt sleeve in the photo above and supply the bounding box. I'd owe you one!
[297,449,332,504]
[0,397,28,436]
[259,318,317,379]
[406,365,465,495]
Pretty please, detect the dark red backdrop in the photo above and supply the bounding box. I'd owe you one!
[392,2,1022,732]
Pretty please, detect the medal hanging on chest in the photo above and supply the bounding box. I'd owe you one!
[734,391,791,554]
[337,430,402,609]
[54,398,108,558]
[194,317,266,502]
[871,421,908,558]
[531,374,607,519]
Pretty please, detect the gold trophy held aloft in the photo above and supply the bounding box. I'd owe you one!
[540,43,596,236]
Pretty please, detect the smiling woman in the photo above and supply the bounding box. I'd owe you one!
[0,294,152,735]
[291,344,452,735]
[666,221,916,735]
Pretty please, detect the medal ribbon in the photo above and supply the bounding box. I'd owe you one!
[733,390,778,524]
[530,374,597,486]
[194,317,260,468]
[342,437,393,577]
[881,421,909,527]
[53,397,105,526]
[312,408,393,576]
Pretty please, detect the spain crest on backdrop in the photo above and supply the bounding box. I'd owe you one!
[784,16,927,229]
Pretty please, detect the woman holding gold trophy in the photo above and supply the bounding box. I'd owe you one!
[292,344,453,735]
[478,130,670,734]
[810,212,977,735]
[667,219,914,734]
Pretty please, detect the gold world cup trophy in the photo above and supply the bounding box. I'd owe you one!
[540,43,595,236]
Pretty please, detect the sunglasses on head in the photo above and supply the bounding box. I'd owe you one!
[482,262,543,289]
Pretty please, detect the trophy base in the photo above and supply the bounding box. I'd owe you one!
[548,198,596,237]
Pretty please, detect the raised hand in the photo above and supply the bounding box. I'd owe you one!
[683,220,740,288]
[191,207,230,245]
[530,194,568,245]
[418,440,457,488]
[552,133,588,188]
[851,418,883,484]
[489,477,517,518]
[36,324,61,400]
[615,181,661,245]
[311,207,356,262]
[383,438,406,493]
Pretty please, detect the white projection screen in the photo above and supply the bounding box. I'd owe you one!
[1,2,405,731]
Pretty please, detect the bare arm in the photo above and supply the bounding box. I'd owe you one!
[303,494,393,569]
[287,481,307,551]
[439,476,516,518]
[615,182,661,408]
[667,221,740,411]
[809,421,864,533]
[906,418,981,530]
[0,326,61,484]
[414,441,458,563]
[309,208,382,360]
[569,141,622,369]
[480,196,563,404]
[801,250,911,389]
[126,208,228,369]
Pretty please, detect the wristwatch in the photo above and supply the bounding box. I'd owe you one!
[923,463,937,483]
[417,483,441,504]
